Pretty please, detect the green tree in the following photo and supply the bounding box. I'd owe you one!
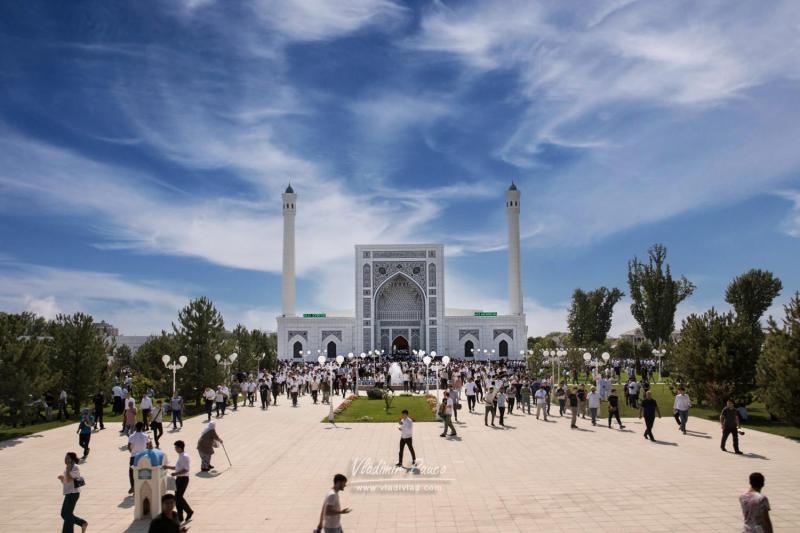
[173,297,225,406]
[628,244,695,347]
[756,292,800,425]
[251,329,278,371]
[131,332,175,396]
[114,344,133,369]
[49,312,109,415]
[567,287,624,346]
[0,312,54,426]
[672,309,757,408]
[726,269,782,330]
[226,324,255,376]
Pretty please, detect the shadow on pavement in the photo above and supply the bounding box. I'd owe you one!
[0,433,44,450]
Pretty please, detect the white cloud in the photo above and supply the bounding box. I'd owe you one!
[0,262,189,335]
[252,0,406,42]
[0,133,447,275]
[412,0,800,246]
[777,191,800,238]
[176,0,406,43]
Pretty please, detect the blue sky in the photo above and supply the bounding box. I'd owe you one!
[1,0,799,336]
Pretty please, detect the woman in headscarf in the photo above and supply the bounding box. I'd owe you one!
[196,422,223,472]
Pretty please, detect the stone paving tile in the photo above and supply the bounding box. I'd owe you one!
[0,396,798,532]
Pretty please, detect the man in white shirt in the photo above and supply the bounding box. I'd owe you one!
[140,394,153,429]
[112,384,123,415]
[58,389,68,420]
[673,387,691,434]
[166,440,194,523]
[534,387,548,421]
[317,474,350,533]
[587,387,601,426]
[203,387,216,421]
[396,409,416,467]
[127,422,148,494]
[464,378,477,412]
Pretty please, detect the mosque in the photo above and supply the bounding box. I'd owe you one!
[276,183,527,361]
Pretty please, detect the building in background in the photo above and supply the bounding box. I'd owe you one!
[276,184,527,361]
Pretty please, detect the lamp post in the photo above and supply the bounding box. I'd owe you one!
[319,355,344,422]
[256,351,268,379]
[358,352,366,394]
[162,354,188,397]
[422,355,432,395]
[582,352,591,383]
[601,351,610,376]
[434,355,450,400]
[652,348,666,383]
[346,352,355,395]
[215,352,238,384]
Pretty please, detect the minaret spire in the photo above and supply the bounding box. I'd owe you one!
[506,182,523,315]
[282,183,297,316]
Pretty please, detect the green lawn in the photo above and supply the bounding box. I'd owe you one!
[328,395,438,423]
[550,379,800,440]
[0,400,204,442]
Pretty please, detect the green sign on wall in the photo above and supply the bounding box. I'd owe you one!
[474,312,497,317]
[303,313,327,318]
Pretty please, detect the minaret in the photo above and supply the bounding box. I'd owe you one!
[506,182,523,315]
[281,183,297,317]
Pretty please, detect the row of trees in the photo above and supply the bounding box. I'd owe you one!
[0,312,109,425]
[0,297,277,426]
[556,244,797,424]
[133,297,277,408]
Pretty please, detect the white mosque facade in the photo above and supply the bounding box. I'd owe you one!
[276,184,527,361]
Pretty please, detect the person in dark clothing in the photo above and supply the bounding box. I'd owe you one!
[148,493,187,533]
[720,399,743,454]
[607,388,625,429]
[93,391,105,430]
[639,391,661,441]
[271,377,280,406]
[259,380,270,410]
[568,388,579,428]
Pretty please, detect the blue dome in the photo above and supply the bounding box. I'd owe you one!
[508,182,518,191]
[285,183,295,194]
[133,448,166,467]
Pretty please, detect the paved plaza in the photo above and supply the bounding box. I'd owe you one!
[1,397,799,532]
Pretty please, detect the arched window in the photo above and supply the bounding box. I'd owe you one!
[428,263,436,287]
[327,341,337,358]
[499,340,508,358]
[363,264,371,288]
[293,341,303,358]
[464,340,474,358]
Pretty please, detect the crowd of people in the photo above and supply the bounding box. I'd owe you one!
[56,358,766,533]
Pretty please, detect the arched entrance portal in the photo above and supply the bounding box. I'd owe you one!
[392,336,409,354]
[327,341,337,358]
[464,340,474,358]
[293,341,303,358]
[499,340,509,358]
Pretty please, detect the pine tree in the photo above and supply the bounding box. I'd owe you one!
[0,312,54,426]
[757,292,800,425]
[49,312,109,415]
[172,297,225,406]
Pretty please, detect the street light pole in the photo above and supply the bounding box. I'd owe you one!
[319,355,344,422]
[215,352,238,385]
[162,354,188,397]
[423,355,432,396]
